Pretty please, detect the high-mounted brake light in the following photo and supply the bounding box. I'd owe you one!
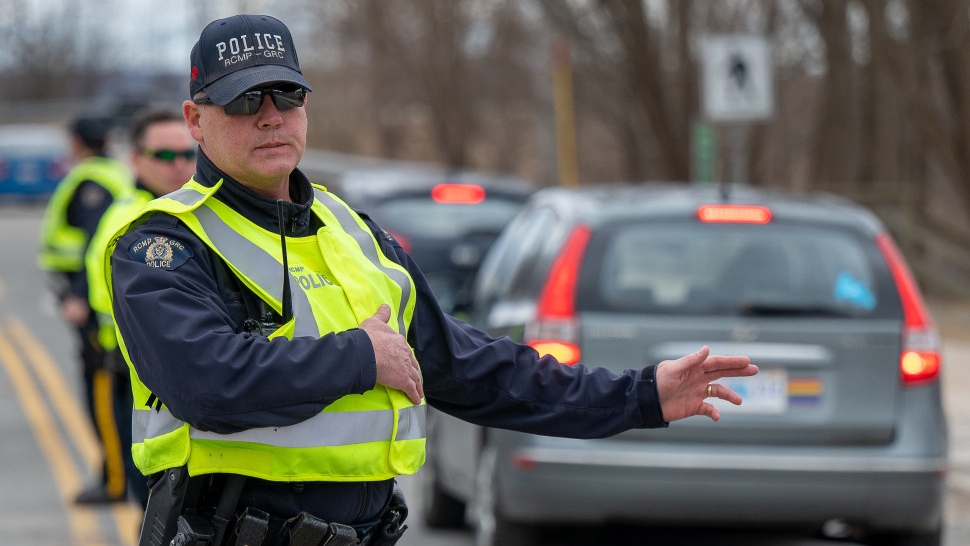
[431,183,486,204]
[875,233,941,385]
[698,204,771,224]
[526,225,591,365]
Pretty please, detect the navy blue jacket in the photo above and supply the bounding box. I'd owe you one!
[54,179,114,301]
[110,151,665,524]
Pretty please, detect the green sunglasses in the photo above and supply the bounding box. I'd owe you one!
[194,85,308,115]
[140,148,197,162]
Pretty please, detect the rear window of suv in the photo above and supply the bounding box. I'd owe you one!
[577,220,902,318]
[374,197,525,239]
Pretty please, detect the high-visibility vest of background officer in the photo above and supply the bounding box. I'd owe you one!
[38,156,132,273]
[38,119,134,506]
[105,179,426,481]
[86,188,155,351]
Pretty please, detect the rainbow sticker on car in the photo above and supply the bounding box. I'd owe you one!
[787,377,823,406]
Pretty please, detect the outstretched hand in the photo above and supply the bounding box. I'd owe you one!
[360,304,424,404]
[656,346,758,422]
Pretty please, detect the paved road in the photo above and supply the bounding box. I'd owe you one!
[1,204,968,545]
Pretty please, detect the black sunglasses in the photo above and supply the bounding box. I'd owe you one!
[194,85,308,115]
[141,148,197,162]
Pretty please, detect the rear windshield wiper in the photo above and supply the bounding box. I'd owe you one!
[738,301,857,317]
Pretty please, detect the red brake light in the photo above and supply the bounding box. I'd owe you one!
[537,226,591,318]
[529,340,581,365]
[431,183,485,204]
[698,204,771,224]
[527,226,591,365]
[875,232,941,384]
[876,233,930,329]
[900,350,941,383]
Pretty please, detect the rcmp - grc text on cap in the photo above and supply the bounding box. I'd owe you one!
[189,14,312,106]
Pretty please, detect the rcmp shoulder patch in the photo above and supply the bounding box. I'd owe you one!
[128,234,193,270]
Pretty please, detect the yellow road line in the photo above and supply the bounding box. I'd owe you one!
[7,318,102,469]
[0,324,104,545]
[5,317,142,545]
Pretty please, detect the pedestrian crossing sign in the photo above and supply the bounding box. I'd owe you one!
[701,34,774,122]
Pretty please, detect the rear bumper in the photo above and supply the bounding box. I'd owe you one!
[493,438,946,532]
[489,380,948,534]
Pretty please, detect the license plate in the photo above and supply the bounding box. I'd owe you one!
[710,368,788,414]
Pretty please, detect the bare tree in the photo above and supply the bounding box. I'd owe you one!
[805,0,859,191]
[306,0,540,173]
[0,1,107,100]
[539,0,696,182]
[902,0,970,218]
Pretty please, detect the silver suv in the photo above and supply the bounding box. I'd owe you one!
[422,183,948,546]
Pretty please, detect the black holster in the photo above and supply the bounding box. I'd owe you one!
[139,466,195,546]
[364,482,409,546]
[138,468,244,546]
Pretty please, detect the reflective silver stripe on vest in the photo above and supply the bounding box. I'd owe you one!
[132,407,184,444]
[193,205,320,338]
[133,405,425,444]
[163,186,319,336]
[313,189,412,335]
[167,186,206,206]
[191,405,426,446]
[395,405,426,441]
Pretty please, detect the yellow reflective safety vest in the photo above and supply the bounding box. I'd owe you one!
[86,187,155,351]
[38,156,132,272]
[106,179,425,481]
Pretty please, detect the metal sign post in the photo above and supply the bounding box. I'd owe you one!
[700,34,774,189]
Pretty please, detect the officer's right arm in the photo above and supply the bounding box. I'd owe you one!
[110,217,380,434]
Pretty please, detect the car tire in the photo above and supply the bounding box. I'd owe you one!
[471,446,539,546]
[420,454,466,529]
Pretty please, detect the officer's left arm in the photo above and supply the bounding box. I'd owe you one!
[364,217,666,438]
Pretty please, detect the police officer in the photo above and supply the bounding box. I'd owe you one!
[85,106,197,509]
[38,115,133,504]
[106,14,757,546]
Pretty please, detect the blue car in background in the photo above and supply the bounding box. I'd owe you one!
[0,124,70,201]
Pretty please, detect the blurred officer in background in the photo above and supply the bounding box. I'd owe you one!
[37,115,133,504]
[106,14,757,546]
[86,106,197,509]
